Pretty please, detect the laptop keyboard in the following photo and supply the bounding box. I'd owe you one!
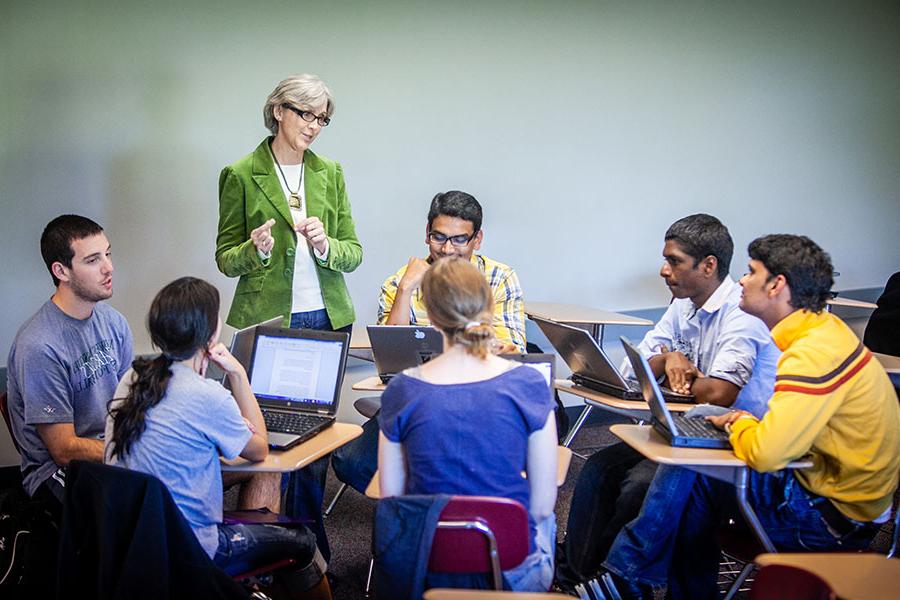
[673,415,728,439]
[263,411,331,435]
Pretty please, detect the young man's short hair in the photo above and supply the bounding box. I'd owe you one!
[748,234,834,313]
[40,215,105,286]
[427,191,483,232]
[665,213,734,281]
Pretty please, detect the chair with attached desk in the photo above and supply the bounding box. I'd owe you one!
[749,563,834,600]
[373,495,531,597]
[364,446,572,596]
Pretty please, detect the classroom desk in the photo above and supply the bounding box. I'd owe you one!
[525,301,653,344]
[873,351,900,374]
[826,296,878,310]
[526,302,653,447]
[348,325,373,362]
[364,445,573,499]
[221,422,363,473]
[555,379,693,424]
[610,424,812,553]
[352,375,387,392]
[755,553,899,600]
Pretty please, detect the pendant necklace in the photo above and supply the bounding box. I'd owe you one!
[272,146,303,211]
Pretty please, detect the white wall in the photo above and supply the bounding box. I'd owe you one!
[1,2,898,364]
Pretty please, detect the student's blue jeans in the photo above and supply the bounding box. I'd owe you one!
[604,467,880,600]
[282,308,351,562]
[214,522,323,585]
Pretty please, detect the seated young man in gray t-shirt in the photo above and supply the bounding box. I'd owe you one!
[6,215,133,509]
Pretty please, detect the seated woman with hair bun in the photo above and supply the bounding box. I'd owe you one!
[377,257,558,591]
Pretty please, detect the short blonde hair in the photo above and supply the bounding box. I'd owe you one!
[422,257,495,358]
[263,74,335,135]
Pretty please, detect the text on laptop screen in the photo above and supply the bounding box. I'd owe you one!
[250,334,344,406]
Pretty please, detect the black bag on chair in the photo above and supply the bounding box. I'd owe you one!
[0,484,59,599]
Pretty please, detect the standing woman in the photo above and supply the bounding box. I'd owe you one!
[378,257,558,591]
[215,74,362,559]
[216,73,362,333]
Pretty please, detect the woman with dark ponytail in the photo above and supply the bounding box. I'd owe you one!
[377,257,559,591]
[105,277,325,589]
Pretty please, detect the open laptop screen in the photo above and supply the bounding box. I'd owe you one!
[249,331,346,410]
[620,337,679,434]
[503,353,556,403]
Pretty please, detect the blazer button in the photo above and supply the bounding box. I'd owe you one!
[283,268,292,279]
[286,247,295,257]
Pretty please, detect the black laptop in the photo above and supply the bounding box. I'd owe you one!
[367,325,444,384]
[223,316,283,389]
[621,336,729,449]
[248,326,349,451]
[533,317,693,403]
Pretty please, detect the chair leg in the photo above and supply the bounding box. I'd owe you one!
[722,562,755,600]
[364,557,374,597]
[562,405,592,447]
[323,483,348,518]
[887,507,899,559]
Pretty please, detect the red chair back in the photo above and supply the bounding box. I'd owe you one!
[427,496,529,576]
[750,564,835,600]
[0,391,21,455]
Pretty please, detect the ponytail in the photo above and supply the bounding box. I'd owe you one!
[107,276,220,461]
[107,354,174,461]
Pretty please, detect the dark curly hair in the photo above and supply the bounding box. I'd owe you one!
[748,234,834,313]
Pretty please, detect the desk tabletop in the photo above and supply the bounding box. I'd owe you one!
[364,445,573,499]
[610,424,812,469]
[873,351,900,374]
[352,375,387,392]
[555,379,693,413]
[221,422,363,473]
[350,325,371,349]
[826,296,878,310]
[525,302,653,326]
[755,553,900,600]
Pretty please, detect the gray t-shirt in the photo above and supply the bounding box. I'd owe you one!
[105,364,252,557]
[6,299,133,496]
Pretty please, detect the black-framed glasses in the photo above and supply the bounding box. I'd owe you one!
[281,103,331,127]
[427,230,476,247]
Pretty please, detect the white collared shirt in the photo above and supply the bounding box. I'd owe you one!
[621,277,780,418]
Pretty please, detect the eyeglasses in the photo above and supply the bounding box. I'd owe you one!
[281,103,331,127]
[427,230,476,247]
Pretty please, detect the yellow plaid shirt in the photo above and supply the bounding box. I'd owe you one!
[377,254,526,352]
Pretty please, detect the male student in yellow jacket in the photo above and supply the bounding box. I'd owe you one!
[597,234,899,600]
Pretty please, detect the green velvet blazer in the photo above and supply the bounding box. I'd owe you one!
[215,138,362,330]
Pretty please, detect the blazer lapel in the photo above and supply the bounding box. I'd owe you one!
[304,150,326,222]
[251,139,293,228]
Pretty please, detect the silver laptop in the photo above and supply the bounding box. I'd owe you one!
[621,336,729,449]
[367,325,444,383]
[223,316,284,389]
[533,317,693,403]
[248,326,349,451]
